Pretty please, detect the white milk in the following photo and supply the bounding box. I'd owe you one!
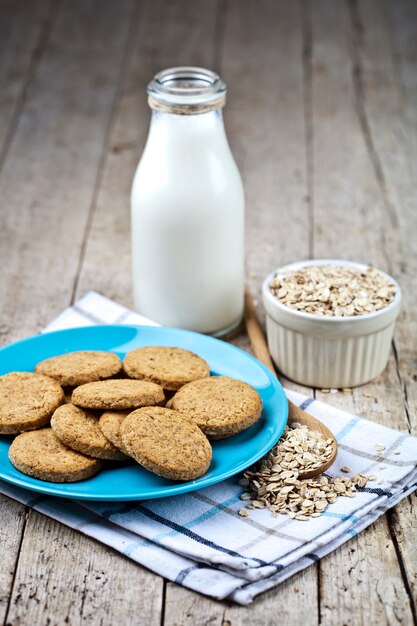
[131,68,244,335]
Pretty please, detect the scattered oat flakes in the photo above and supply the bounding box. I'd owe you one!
[374,444,385,451]
[238,508,249,517]
[367,475,376,481]
[269,264,396,317]
[393,450,401,455]
[241,424,371,521]
[341,466,351,473]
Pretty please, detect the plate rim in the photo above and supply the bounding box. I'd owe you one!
[0,324,288,500]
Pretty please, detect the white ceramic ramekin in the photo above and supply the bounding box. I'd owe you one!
[262,260,402,388]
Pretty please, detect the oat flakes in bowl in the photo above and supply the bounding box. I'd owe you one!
[269,264,397,317]
[262,260,402,388]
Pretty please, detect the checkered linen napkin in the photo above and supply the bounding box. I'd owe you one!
[1,292,417,605]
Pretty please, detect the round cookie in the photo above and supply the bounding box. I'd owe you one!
[123,346,210,391]
[171,376,262,439]
[8,428,102,483]
[0,372,64,435]
[51,404,128,460]
[99,411,131,456]
[121,406,212,480]
[35,351,122,387]
[72,379,164,410]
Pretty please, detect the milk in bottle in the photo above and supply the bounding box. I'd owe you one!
[131,67,244,336]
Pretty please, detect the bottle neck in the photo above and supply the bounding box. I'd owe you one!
[147,109,228,147]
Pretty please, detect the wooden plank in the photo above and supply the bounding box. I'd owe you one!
[0,0,134,344]
[0,496,26,623]
[389,0,417,611]
[0,3,54,619]
[0,2,164,625]
[354,0,417,618]
[320,519,414,626]
[310,1,416,623]
[74,0,221,306]
[356,0,417,436]
[0,0,52,158]
[224,0,311,309]
[163,0,318,619]
[164,568,317,626]
[389,497,417,615]
[4,511,162,626]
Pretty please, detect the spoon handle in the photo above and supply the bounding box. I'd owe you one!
[244,286,276,374]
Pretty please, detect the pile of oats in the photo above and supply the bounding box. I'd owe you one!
[276,422,334,472]
[239,423,371,521]
[269,264,396,317]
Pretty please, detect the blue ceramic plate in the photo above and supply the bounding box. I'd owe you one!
[0,325,287,500]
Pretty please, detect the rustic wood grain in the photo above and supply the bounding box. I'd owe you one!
[4,511,163,626]
[310,1,416,624]
[320,519,414,625]
[164,568,317,626]
[353,1,417,619]
[0,0,135,344]
[224,0,311,310]
[0,5,54,616]
[387,0,417,613]
[0,0,53,162]
[0,496,26,624]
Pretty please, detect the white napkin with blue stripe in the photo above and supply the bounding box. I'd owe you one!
[1,291,416,604]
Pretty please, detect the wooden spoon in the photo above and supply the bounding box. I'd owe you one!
[244,287,338,479]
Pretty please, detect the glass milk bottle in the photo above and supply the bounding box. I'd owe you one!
[131,67,244,336]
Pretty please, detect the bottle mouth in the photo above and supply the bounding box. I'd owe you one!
[147,67,227,113]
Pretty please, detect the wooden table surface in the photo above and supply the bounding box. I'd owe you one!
[1,0,416,624]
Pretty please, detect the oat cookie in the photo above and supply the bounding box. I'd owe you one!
[123,346,210,390]
[35,351,122,387]
[121,406,212,480]
[0,372,64,435]
[171,376,262,439]
[9,428,102,483]
[51,404,128,460]
[72,379,164,410]
[99,411,131,456]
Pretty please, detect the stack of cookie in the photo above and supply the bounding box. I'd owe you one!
[1,347,262,484]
